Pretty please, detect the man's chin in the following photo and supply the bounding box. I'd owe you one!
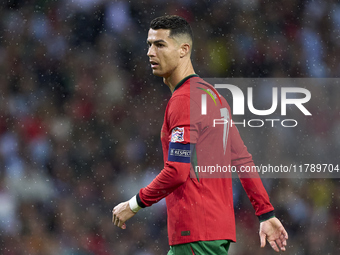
[152,70,165,77]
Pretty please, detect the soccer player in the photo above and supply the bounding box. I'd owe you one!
[112,15,288,254]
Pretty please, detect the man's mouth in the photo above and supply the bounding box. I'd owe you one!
[150,61,159,68]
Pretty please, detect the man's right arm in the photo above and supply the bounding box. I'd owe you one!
[131,158,191,209]
[133,95,195,209]
[114,157,191,228]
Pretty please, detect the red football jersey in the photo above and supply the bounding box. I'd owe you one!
[139,75,274,245]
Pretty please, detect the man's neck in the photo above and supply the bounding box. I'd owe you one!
[163,61,195,93]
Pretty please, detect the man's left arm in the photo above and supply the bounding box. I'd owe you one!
[230,125,288,252]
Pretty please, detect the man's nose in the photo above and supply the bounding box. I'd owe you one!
[147,45,155,57]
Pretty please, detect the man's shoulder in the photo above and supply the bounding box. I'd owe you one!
[170,76,215,107]
[173,76,210,96]
[183,75,210,88]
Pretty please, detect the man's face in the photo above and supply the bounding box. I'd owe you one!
[147,29,181,78]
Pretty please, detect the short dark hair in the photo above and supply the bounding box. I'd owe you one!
[150,15,193,42]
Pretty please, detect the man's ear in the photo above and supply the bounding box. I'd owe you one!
[179,43,191,58]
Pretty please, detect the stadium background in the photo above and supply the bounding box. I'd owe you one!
[0,0,339,254]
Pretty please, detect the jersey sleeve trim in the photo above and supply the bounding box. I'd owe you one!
[136,192,146,208]
[258,210,275,222]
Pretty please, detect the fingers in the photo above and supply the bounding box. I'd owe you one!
[282,228,289,239]
[275,227,288,251]
[112,209,126,229]
[280,229,288,251]
[260,232,266,248]
[260,231,288,252]
[268,240,280,252]
[280,232,287,247]
[275,237,286,252]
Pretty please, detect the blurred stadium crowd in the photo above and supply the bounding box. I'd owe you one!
[0,0,339,254]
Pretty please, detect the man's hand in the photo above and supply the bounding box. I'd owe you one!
[259,217,288,252]
[112,201,136,229]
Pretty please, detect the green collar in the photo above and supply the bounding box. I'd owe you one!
[173,74,199,93]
